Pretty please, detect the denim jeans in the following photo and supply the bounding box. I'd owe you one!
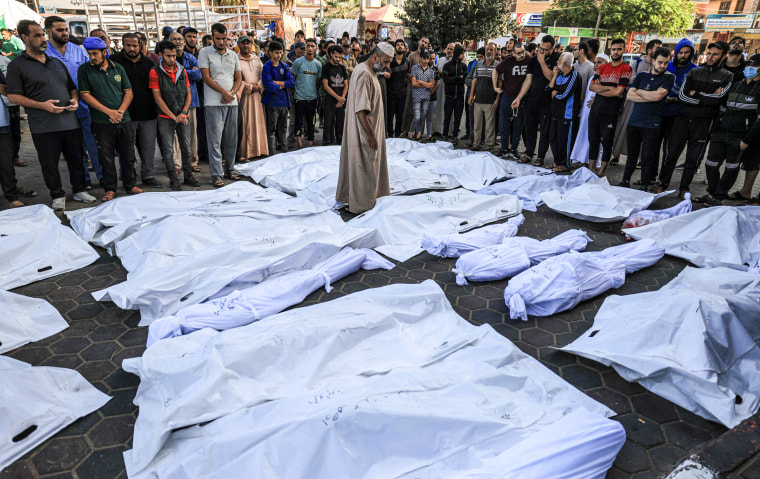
[499,93,523,153]
[411,98,430,135]
[205,105,238,177]
[266,106,289,154]
[77,110,102,182]
[157,117,193,179]
[90,122,138,193]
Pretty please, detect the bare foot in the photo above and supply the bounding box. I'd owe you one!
[9,200,24,208]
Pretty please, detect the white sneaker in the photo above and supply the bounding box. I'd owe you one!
[73,191,97,203]
[51,197,66,211]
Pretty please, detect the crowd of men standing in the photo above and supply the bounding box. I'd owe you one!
[0,19,758,211]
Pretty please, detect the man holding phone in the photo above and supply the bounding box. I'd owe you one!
[6,20,95,210]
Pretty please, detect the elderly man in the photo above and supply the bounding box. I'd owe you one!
[548,52,581,172]
[336,43,394,214]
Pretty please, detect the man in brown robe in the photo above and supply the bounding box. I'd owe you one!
[336,42,394,213]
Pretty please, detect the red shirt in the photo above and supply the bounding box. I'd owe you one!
[149,64,191,119]
[591,61,632,113]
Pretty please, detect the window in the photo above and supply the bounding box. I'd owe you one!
[734,0,746,13]
[718,0,731,13]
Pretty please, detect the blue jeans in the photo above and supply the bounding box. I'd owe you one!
[411,98,430,135]
[499,93,523,153]
[134,119,157,181]
[78,110,102,181]
[426,100,436,136]
[205,105,238,177]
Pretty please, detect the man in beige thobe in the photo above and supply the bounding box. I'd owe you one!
[336,43,394,214]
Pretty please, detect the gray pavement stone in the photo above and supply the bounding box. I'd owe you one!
[3,122,760,478]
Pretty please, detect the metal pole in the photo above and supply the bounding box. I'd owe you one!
[186,0,192,28]
[131,2,138,34]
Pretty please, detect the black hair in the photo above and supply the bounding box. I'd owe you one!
[202,34,212,43]
[476,47,485,56]
[645,39,662,53]
[328,44,343,55]
[576,41,589,59]
[513,42,524,51]
[183,27,198,36]
[44,16,66,30]
[211,23,227,35]
[730,36,746,46]
[305,37,317,46]
[526,43,537,54]
[708,41,729,54]
[90,28,106,37]
[122,32,139,44]
[541,34,555,47]
[611,37,626,47]
[268,41,284,52]
[394,38,405,46]
[587,38,600,57]
[17,20,38,38]
[157,40,176,54]
[295,29,305,37]
[652,47,671,61]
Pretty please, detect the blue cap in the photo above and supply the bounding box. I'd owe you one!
[162,26,174,37]
[83,36,109,58]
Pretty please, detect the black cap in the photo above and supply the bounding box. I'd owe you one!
[293,41,305,49]
[748,53,760,65]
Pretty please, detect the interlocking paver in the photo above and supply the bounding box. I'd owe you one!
[4,127,760,478]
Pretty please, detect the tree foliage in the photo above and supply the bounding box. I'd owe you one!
[542,0,694,37]
[400,0,518,48]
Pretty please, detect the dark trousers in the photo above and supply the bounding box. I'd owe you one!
[465,87,473,136]
[386,93,406,137]
[624,125,662,187]
[266,106,289,154]
[705,130,743,198]
[31,128,87,199]
[8,105,21,159]
[659,115,677,165]
[523,101,551,159]
[659,115,712,191]
[549,118,575,168]
[196,105,208,162]
[91,122,138,193]
[499,93,523,153]
[323,95,345,145]
[0,132,19,202]
[134,119,157,181]
[587,110,618,165]
[295,99,317,142]
[157,117,192,180]
[443,95,465,137]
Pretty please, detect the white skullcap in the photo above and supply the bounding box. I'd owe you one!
[596,53,610,62]
[377,42,395,57]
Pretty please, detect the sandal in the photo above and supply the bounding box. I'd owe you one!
[552,165,571,173]
[727,191,750,201]
[518,155,532,164]
[741,197,760,205]
[13,158,27,167]
[696,194,721,206]
[9,200,24,208]
[192,165,201,172]
[212,176,225,188]
[16,186,37,197]
[237,157,250,164]
[533,159,545,167]
[224,172,241,181]
[102,191,116,202]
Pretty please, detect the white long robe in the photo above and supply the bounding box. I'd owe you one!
[569,80,602,166]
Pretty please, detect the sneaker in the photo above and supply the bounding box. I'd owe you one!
[73,191,97,203]
[675,163,685,169]
[169,179,181,191]
[184,176,201,187]
[142,178,163,187]
[51,197,66,211]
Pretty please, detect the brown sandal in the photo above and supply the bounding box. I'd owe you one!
[102,191,116,202]
[191,165,201,172]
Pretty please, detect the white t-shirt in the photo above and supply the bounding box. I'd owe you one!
[198,46,241,107]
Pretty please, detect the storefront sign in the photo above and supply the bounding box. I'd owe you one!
[705,14,754,32]
[515,13,543,27]
[546,27,600,37]
[632,32,703,45]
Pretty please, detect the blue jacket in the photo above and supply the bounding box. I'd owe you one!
[262,60,296,108]
[664,38,697,117]
[178,51,201,108]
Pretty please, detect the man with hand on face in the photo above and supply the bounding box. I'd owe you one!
[150,40,199,191]
[494,42,529,159]
[112,33,162,188]
[619,47,674,191]
[44,15,101,189]
[321,44,349,145]
[658,41,732,198]
[198,23,242,187]
[290,38,322,148]
[511,35,561,166]
[7,20,95,210]
[78,36,142,202]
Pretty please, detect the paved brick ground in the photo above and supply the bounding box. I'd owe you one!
[3,119,759,478]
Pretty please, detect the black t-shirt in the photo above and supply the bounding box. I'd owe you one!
[525,52,559,104]
[628,71,675,129]
[388,55,409,96]
[5,53,80,134]
[321,62,348,97]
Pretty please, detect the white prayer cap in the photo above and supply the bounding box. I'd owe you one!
[596,53,610,63]
[377,42,395,57]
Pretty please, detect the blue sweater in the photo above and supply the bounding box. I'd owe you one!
[178,52,202,108]
[262,60,296,108]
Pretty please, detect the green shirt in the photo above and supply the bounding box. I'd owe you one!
[2,37,24,60]
[77,60,133,124]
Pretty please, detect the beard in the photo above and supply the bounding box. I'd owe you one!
[125,49,139,58]
[50,33,68,45]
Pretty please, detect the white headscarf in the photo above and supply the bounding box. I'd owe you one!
[596,53,610,63]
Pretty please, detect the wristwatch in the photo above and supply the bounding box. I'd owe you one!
[182,110,189,115]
